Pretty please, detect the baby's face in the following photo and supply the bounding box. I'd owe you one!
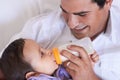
[23,39,58,75]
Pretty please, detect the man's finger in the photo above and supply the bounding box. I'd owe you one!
[66,67,75,77]
[61,50,82,66]
[63,61,79,72]
[67,45,90,62]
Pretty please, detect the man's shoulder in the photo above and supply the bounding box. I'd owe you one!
[22,9,64,27]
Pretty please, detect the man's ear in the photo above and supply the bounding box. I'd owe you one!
[103,0,113,11]
[105,0,113,8]
[25,71,37,79]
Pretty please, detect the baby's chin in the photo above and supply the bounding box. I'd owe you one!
[50,69,59,76]
[46,66,59,75]
[54,61,59,69]
[54,65,59,72]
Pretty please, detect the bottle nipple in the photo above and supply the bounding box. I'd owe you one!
[52,47,62,64]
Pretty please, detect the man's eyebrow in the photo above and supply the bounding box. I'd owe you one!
[60,5,68,13]
[60,5,91,15]
[73,11,90,15]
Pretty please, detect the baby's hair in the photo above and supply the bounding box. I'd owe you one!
[0,38,34,80]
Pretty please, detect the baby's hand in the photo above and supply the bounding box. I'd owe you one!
[89,52,99,66]
[90,52,99,62]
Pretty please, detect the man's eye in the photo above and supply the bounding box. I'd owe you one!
[74,12,87,17]
[78,13,86,16]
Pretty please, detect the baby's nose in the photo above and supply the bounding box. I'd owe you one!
[46,50,53,56]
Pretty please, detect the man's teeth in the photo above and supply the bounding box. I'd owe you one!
[76,25,87,29]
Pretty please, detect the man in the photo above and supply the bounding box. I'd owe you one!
[2,0,120,80]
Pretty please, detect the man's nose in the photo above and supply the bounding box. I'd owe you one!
[67,14,79,29]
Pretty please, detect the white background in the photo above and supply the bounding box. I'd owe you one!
[0,0,60,51]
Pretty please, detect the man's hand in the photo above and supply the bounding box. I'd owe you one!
[61,45,100,80]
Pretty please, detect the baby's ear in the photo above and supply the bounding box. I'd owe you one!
[25,71,37,79]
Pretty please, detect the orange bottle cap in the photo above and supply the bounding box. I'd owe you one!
[52,47,62,64]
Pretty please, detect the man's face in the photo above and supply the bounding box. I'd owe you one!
[61,0,111,40]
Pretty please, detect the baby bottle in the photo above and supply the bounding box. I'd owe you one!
[52,37,94,65]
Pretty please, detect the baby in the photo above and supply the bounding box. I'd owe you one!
[0,38,99,80]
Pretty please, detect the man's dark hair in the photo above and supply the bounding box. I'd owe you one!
[0,38,34,80]
[92,0,106,8]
